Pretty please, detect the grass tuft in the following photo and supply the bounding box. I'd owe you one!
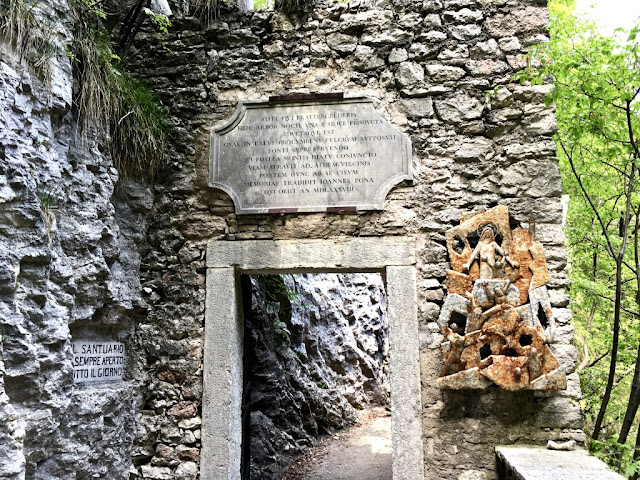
[0,0,57,83]
[69,0,170,179]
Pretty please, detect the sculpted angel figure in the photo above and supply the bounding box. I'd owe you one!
[462,226,518,279]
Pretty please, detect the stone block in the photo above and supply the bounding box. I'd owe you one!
[425,64,466,82]
[352,45,386,71]
[389,48,409,63]
[485,7,549,38]
[326,32,358,54]
[496,445,624,479]
[398,98,435,119]
[395,62,425,86]
[435,94,484,124]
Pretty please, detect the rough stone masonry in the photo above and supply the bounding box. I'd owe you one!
[0,0,582,479]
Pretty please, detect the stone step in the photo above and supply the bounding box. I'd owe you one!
[496,445,625,480]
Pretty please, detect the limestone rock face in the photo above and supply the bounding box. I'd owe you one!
[247,273,389,479]
[0,2,150,478]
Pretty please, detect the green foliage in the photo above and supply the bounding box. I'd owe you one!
[37,183,61,242]
[253,0,274,8]
[313,378,328,389]
[261,275,298,349]
[69,0,170,178]
[518,0,640,474]
[0,0,57,82]
[262,275,302,303]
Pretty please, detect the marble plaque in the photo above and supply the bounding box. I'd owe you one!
[72,341,125,383]
[210,97,412,214]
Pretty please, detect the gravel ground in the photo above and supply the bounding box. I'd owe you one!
[282,407,392,480]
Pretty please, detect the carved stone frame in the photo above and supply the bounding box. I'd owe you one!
[202,237,424,480]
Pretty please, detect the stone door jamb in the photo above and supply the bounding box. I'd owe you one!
[202,237,424,480]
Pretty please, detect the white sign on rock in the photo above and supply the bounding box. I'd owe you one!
[72,341,125,383]
[209,96,412,214]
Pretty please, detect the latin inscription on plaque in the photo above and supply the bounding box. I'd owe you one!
[72,341,125,383]
[210,97,412,214]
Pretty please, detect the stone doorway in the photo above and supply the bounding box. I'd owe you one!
[202,238,423,480]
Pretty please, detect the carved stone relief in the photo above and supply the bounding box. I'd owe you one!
[438,205,566,391]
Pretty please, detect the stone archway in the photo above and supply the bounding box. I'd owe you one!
[201,237,423,480]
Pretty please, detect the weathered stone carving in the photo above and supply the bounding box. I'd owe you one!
[437,205,566,391]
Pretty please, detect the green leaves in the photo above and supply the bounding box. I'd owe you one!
[520,0,640,473]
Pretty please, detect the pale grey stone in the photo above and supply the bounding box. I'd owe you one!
[310,38,332,56]
[448,24,482,40]
[352,45,386,71]
[398,98,434,119]
[504,141,556,161]
[418,31,449,43]
[554,324,574,345]
[470,38,501,58]
[421,0,444,13]
[175,461,198,480]
[485,7,549,38]
[435,93,484,124]
[444,0,473,7]
[458,471,489,480]
[523,112,558,135]
[565,373,582,400]
[553,308,573,325]
[490,86,514,107]
[389,48,409,63]
[496,446,624,479]
[467,59,510,77]
[524,102,552,116]
[550,344,578,375]
[141,465,173,480]
[425,64,466,82]
[513,84,554,102]
[549,293,571,308]
[408,43,440,61]
[339,10,393,28]
[361,29,413,47]
[498,36,522,52]
[380,69,395,89]
[326,32,358,54]
[487,107,522,123]
[438,45,469,60]
[399,12,423,28]
[178,416,202,429]
[442,8,483,24]
[395,62,425,86]
[423,279,442,289]
[423,13,442,28]
[455,138,494,162]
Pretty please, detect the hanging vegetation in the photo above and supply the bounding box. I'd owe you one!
[0,0,57,82]
[1,0,171,179]
[70,0,171,178]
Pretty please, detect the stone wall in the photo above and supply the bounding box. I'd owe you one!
[0,1,151,478]
[128,0,582,479]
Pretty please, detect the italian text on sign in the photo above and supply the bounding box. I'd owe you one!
[72,341,125,384]
[209,97,412,214]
